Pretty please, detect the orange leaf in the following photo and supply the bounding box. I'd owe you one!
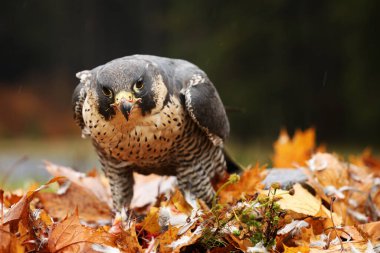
[359,221,380,241]
[3,177,63,230]
[140,206,161,235]
[273,128,318,167]
[350,149,380,177]
[47,211,116,253]
[117,221,144,253]
[168,189,194,215]
[158,225,202,253]
[0,224,25,253]
[283,244,309,253]
[218,163,265,203]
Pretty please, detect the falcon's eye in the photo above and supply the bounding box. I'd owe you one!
[133,78,144,93]
[102,86,113,98]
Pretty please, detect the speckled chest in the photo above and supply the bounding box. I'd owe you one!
[82,91,187,169]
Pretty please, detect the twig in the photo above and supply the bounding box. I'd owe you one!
[328,196,344,252]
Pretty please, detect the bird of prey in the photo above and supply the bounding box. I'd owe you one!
[72,55,237,210]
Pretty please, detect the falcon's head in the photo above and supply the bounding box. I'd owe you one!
[81,58,170,122]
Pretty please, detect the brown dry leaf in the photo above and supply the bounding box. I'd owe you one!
[158,225,202,253]
[225,234,252,252]
[283,226,313,249]
[44,162,112,207]
[304,217,325,237]
[47,210,116,253]
[350,148,380,176]
[117,221,144,253]
[311,205,342,240]
[273,128,320,167]
[38,180,112,222]
[341,221,380,243]
[28,208,54,250]
[209,245,239,253]
[360,221,380,241]
[0,224,25,253]
[307,153,349,189]
[218,163,265,203]
[310,240,373,252]
[46,161,176,209]
[3,177,63,230]
[158,225,180,253]
[3,193,23,208]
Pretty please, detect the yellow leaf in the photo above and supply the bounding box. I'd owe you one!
[283,244,310,253]
[270,184,321,217]
[141,207,161,235]
[169,189,193,215]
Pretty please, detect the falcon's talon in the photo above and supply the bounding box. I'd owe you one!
[72,55,236,211]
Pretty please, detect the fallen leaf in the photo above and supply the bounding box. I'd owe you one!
[3,177,63,230]
[0,224,25,253]
[225,234,252,252]
[283,244,309,253]
[351,149,380,176]
[116,221,144,253]
[140,206,160,235]
[168,189,194,215]
[3,192,23,208]
[159,225,203,253]
[307,153,349,189]
[219,163,265,203]
[38,180,112,222]
[277,220,310,235]
[132,173,176,208]
[359,221,380,241]
[271,183,322,218]
[310,240,373,252]
[44,162,112,207]
[273,128,320,167]
[47,210,116,253]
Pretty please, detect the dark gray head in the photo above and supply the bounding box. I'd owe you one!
[89,57,170,121]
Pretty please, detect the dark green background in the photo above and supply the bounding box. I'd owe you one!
[1,0,379,146]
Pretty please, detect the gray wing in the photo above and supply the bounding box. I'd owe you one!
[182,74,230,145]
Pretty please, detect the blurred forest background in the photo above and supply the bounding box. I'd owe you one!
[0,0,379,184]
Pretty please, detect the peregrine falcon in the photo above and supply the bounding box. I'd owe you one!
[72,55,236,210]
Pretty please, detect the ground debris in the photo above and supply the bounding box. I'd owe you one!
[1,128,379,252]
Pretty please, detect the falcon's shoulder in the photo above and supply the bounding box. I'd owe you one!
[180,72,230,146]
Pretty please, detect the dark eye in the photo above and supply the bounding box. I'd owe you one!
[133,78,144,93]
[102,86,113,98]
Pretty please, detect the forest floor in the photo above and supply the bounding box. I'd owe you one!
[1,128,380,252]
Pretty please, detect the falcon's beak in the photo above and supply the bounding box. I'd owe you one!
[114,91,139,121]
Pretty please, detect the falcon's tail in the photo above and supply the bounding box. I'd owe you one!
[223,149,243,174]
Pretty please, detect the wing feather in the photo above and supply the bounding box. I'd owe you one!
[182,74,230,145]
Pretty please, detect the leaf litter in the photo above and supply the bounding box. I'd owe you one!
[1,128,380,252]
